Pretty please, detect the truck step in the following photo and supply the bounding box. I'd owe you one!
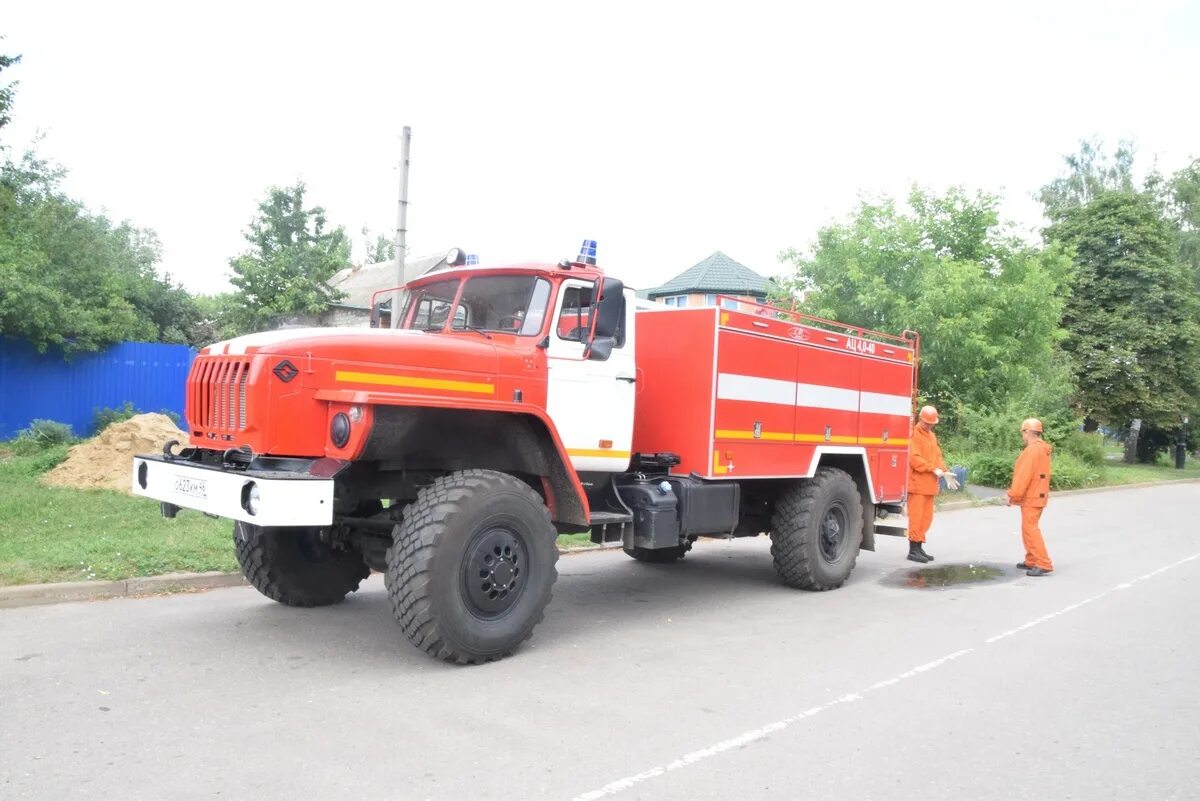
[588,511,633,544]
[874,516,909,536]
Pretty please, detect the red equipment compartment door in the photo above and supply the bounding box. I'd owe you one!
[712,328,798,477]
[793,342,861,448]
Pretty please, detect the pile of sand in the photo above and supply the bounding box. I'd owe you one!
[43,413,188,493]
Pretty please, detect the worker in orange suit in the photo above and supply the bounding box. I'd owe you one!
[906,405,958,563]
[1006,418,1054,576]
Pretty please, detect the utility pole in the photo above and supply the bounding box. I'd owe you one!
[391,126,412,328]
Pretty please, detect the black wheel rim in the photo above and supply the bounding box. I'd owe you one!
[818,503,849,563]
[461,525,526,619]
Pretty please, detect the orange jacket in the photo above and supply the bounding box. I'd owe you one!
[1008,439,1052,507]
[907,425,947,495]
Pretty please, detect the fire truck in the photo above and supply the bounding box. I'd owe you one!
[132,242,918,663]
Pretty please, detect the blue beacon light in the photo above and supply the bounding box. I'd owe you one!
[576,239,598,266]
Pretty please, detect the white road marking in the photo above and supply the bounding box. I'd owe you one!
[568,551,1200,801]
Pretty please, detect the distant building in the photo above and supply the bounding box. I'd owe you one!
[320,254,448,327]
[645,252,773,312]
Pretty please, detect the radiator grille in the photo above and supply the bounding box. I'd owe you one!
[190,358,251,432]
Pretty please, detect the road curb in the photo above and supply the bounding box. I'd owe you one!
[0,572,247,609]
[3,479,1196,610]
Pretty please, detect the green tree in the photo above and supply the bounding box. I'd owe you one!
[1038,138,1136,222]
[0,45,19,131]
[361,226,395,264]
[0,152,214,352]
[0,153,155,353]
[228,183,349,330]
[1046,191,1200,448]
[777,187,1074,417]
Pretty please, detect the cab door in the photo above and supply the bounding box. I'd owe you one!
[544,278,635,473]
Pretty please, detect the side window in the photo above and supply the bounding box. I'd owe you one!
[557,284,594,342]
[556,282,627,348]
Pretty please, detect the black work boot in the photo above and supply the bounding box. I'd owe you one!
[907,541,930,563]
[1016,562,1032,570]
[916,543,935,562]
[1026,567,1052,577]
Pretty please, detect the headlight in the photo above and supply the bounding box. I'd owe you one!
[242,481,261,516]
[330,412,351,448]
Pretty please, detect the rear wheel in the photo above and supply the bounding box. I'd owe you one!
[384,470,558,664]
[770,467,863,590]
[233,522,370,607]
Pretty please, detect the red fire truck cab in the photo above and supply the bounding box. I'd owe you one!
[133,243,918,664]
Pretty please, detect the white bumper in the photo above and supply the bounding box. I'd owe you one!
[131,456,335,527]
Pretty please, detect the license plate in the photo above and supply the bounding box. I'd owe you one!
[174,475,209,499]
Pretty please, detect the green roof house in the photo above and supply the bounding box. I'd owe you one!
[645,252,772,311]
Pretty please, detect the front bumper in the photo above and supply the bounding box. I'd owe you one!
[131,454,340,527]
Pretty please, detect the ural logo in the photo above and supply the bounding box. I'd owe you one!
[272,360,299,382]
[787,327,809,342]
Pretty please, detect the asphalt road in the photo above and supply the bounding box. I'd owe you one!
[3,483,1198,801]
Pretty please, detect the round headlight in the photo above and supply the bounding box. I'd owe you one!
[330,412,351,448]
[242,481,261,516]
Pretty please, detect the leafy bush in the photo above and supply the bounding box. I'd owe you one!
[1058,430,1106,467]
[961,452,1013,488]
[10,419,75,455]
[1048,452,1101,490]
[92,401,138,434]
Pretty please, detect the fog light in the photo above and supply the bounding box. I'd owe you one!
[242,481,260,516]
[330,412,351,447]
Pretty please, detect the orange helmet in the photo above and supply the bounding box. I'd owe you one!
[919,405,939,424]
[1021,418,1043,433]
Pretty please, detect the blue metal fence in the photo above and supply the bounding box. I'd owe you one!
[0,338,196,439]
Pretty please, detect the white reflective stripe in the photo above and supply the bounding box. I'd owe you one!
[717,373,796,406]
[859,391,912,416]
[716,374,909,417]
[795,382,859,413]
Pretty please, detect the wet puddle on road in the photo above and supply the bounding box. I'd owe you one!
[884,563,1016,590]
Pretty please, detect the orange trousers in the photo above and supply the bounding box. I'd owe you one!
[907,493,935,543]
[1020,505,1053,571]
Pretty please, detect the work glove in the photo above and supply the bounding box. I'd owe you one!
[943,473,961,491]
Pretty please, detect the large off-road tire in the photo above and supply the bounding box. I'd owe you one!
[770,467,863,590]
[624,538,693,563]
[233,522,370,607]
[384,470,559,664]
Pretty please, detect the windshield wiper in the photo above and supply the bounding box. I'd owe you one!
[461,324,492,340]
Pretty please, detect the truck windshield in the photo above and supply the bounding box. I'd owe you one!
[401,275,552,336]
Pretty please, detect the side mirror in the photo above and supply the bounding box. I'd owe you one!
[592,278,624,339]
[587,336,615,361]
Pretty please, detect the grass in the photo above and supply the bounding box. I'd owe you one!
[0,450,237,586]
[1092,457,1200,485]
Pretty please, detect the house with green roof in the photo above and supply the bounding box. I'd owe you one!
[645,251,773,312]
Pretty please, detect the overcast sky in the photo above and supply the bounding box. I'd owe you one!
[3,0,1198,295]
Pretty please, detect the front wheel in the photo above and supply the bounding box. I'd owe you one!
[769,467,863,590]
[384,470,559,664]
[233,522,370,607]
